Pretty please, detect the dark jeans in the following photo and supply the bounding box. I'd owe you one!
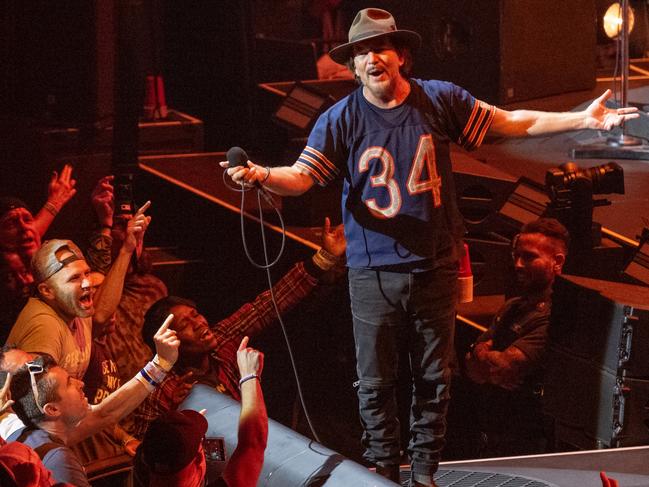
[348,264,457,479]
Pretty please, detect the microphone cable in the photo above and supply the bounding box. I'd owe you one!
[222,168,322,444]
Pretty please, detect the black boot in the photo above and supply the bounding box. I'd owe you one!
[375,463,401,483]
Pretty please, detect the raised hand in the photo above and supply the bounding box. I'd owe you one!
[321,216,346,257]
[47,164,77,211]
[0,374,14,414]
[153,313,179,369]
[123,200,151,254]
[237,336,264,379]
[584,89,639,131]
[91,175,115,229]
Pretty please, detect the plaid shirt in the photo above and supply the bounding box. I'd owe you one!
[131,261,319,438]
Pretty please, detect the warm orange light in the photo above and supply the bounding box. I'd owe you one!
[603,2,635,39]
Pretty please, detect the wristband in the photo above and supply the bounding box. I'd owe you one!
[136,373,156,392]
[152,354,173,373]
[238,373,260,388]
[261,166,271,185]
[44,202,59,217]
[122,436,137,448]
[143,360,167,383]
[312,248,339,271]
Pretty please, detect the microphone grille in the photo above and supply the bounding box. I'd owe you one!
[226,146,249,168]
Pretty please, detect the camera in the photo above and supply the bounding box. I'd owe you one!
[114,173,135,218]
[544,161,625,251]
[545,161,624,205]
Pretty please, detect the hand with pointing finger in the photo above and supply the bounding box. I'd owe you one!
[123,200,152,254]
[236,336,264,380]
[153,314,179,369]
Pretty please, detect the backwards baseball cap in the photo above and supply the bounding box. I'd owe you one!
[0,197,30,220]
[140,409,208,475]
[31,239,84,284]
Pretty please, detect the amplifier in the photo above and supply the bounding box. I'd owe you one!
[550,274,649,378]
[544,345,649,449]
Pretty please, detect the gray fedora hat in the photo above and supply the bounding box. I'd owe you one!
[329,8,421,65]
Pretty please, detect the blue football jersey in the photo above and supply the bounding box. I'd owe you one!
[295,79,495,268]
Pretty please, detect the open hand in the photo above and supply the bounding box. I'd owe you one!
[47,164,77,211]
[585,89,639,131]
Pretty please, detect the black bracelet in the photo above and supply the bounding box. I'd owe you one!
[261,166,271,185]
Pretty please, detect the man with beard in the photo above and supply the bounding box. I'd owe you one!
[5,202,151,380]
[222,8,634,486]
[5,318,179,486]
[462,217,569,456]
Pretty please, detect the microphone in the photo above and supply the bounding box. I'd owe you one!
[225,146,274,204]
[226,146,249,168]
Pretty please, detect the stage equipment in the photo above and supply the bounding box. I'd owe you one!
[545,274,649,448]
[395,0,596,104]
[181,385,397,486]
[571,0,649,160]
[496,177,549,238]
[451,153,517,234]
[273,82,334,135]
[545,161,624,250]
[622,220,649,285]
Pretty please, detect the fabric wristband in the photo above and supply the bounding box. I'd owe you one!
[143,361,167,384]
[312,247,339,271]
[44,202,59,217]
[152,354,173,373]
[238,373,260,388]
[135,373,156,392]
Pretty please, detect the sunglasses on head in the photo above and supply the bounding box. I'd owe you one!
[26,361,45,413]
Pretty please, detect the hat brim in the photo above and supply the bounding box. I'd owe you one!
[329,30,422,65]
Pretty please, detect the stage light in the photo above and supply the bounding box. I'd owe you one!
[571,0,649,160]
[603,2,635,39]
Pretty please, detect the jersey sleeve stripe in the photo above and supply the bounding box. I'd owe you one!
[294,161,326,185]
[458,100,495,150]
[473,106,496,148]
[296,147,338,184]
[304,146,337,173]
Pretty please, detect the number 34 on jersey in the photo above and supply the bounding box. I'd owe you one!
[358,134,442,219]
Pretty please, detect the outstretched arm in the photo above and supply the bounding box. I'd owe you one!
[69,315,179,444]
[488,89,639,137]
[223,337,268,487]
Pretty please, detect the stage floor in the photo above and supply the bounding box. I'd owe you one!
[437,445,649,487]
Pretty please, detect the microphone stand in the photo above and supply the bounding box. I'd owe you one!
[570,0,649,161]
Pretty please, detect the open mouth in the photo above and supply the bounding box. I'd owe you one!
[79,293,93,310]
[20,236,36,248]
[199,328,213,341]
[368,67,385,79]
